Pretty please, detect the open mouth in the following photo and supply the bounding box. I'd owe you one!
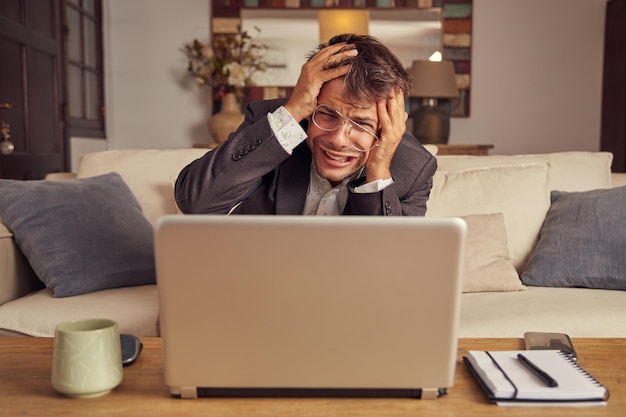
[324,149,359,165]
[325,150,351,163]
[312,136,361,167]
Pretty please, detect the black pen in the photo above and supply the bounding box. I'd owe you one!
[517,353,559,387]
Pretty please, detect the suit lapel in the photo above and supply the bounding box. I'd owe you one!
[275,144,312,214]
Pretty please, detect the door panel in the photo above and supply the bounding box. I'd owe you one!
[28,48,61,154]
[0,0,67,180]
[0,1,20,22]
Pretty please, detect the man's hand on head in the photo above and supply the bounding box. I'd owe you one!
[284,43,357,122]
[365,92,408,183]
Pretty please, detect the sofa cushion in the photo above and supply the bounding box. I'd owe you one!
[76,149,210,225]
[462,213,524,293]
[0,286,159,337]
[436,151,612,193]
[426,163,550,272]
[459,286,626,338]
[521,186,626,290]
[423,144,438,156]
[0,172,156,297]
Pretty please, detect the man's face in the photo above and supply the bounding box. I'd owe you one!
[306,79,378,187]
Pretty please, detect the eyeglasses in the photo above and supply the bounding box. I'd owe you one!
[311,104,380,152]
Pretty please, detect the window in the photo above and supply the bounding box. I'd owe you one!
[65,0,105,138]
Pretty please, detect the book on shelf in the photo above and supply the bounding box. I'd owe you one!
[463,350,609,406]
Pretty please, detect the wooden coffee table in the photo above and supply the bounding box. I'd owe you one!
[1,337,624,416]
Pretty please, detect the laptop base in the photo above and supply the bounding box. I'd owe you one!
[172,387,447,399]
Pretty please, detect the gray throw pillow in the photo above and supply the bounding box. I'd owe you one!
[521,186,626,290]
[0,172,156,297]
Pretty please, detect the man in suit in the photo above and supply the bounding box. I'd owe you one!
[175,34,437,216]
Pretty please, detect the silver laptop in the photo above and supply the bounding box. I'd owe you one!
[155,215,466,399]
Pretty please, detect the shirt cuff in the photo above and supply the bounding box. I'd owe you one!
[353,177,394,193]
[267,106,307,155]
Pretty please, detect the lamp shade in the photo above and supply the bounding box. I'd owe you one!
[409,60,459,98]
[319,10,369,43]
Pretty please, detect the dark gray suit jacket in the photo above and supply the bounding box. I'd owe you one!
[175,99,437,216]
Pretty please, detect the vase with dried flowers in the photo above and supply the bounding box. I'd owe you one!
[184,26,267,144]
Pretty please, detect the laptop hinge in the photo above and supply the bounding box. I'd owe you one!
[420,388,440,400]
[180,386,199,399]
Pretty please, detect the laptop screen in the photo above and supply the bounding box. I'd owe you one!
[155,215,466,399]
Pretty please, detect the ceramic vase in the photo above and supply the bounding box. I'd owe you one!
[209,92,244,145]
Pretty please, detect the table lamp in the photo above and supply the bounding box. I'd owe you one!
[408,60,459,144]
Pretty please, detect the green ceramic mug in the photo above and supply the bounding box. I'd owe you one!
[51,318,123,398]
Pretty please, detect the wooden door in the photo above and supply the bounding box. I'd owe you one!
[0,0,67,180]
[601,0,626,173]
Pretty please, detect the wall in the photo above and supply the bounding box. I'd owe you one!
[69,0,211,170]
[71,0,607,166]
[451,0,606,154]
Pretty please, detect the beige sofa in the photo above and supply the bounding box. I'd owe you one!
[1,148,625,338]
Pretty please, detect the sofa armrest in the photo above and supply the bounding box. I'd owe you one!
[0,221,44,306]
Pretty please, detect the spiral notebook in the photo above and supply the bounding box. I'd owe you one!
[464,350,609,406]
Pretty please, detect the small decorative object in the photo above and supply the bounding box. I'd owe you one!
[0,122,15,155]
[0,102,16,155]
[408,60,459,144]
[208,92,244,144]
[184,26,267,144]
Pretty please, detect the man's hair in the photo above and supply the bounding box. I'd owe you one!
[308,33,411,104]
